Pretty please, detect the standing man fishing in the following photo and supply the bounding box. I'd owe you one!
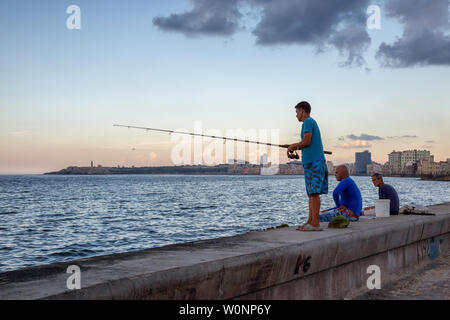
[282,101,328,231]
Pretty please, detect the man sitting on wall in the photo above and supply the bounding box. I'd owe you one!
[319,165,362,222]
[364,173,400,215]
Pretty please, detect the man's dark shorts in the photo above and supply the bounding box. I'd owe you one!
[303,160,328,197]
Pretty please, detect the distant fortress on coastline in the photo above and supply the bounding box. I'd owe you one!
[45,160,305,176]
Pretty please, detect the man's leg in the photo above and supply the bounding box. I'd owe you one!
[306,195,312,225]
[319,208,359,222]
[297,195,312,230]
[319,209,340,222]
[310,194,321,227]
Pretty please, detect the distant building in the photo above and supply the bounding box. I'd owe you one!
[437,161,449,175]
[389,149,437,176]
[431,162,440,175]
[326,161,335,174]
[445,160,450,175]
[260,154,269,166]
[401,150,430,166]
[382,162,391,176]
[418,159,430,175]
[228,159,248,165]
[421,159,450,176]
[279,162,304,175]
[355,150,372,174]
[403,161,417,175]
[388,151,402,175]
[389,149,432,175]
[367,162,382,175]
[91,161,94,168]
[339,163,355,175]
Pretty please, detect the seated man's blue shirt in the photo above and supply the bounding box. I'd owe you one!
[301,117,325,164]
[333,177,362,216]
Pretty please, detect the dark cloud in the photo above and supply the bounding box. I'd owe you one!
[153,0,371,67]
[347,133,383,141]
[251,0,371,67]
[153,0,450,68]
[329,25,371,67]
[376,0,450,67]
[152,0,243,37]
[377,31,450,67]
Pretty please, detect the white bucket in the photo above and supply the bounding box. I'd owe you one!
[375,199,390,218]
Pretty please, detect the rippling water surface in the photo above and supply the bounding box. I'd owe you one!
[0,174,449,272]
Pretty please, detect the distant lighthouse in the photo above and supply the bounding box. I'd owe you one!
[91,161,93,168]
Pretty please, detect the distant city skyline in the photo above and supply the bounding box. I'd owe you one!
[1,0,450,174]
[56,148,446,169]
[45,147,450,178]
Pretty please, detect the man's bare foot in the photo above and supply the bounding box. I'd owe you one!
[297,223,323,231]
[302,224,323,231]
[296,220,311,230]
[309,221,321,228]
[296,222,311,230]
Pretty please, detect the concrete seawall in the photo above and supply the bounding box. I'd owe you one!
[1,202,449,300]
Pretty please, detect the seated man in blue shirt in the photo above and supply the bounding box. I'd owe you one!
[366,173,400,215]
[319,165,362,222]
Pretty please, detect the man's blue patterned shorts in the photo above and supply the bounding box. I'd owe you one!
[303,160,328,197]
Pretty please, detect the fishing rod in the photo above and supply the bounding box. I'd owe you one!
[113,124,332,159]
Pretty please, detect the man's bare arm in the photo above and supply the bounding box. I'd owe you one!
[287,132,312,152]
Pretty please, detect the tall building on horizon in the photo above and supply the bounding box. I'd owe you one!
[388,151,402,174]
[389,149,432,175]
[355,150,372,174]
[401,149,431,165]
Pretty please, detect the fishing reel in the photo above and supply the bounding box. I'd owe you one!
[287,150,300,160]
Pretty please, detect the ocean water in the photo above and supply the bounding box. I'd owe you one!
[0,174,449,272]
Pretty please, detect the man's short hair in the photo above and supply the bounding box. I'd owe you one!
[372,173,383,180]
[295,101,311,113]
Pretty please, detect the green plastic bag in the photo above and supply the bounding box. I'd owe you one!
[328,215,349,229]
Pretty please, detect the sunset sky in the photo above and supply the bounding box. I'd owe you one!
[1,0,450,174]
